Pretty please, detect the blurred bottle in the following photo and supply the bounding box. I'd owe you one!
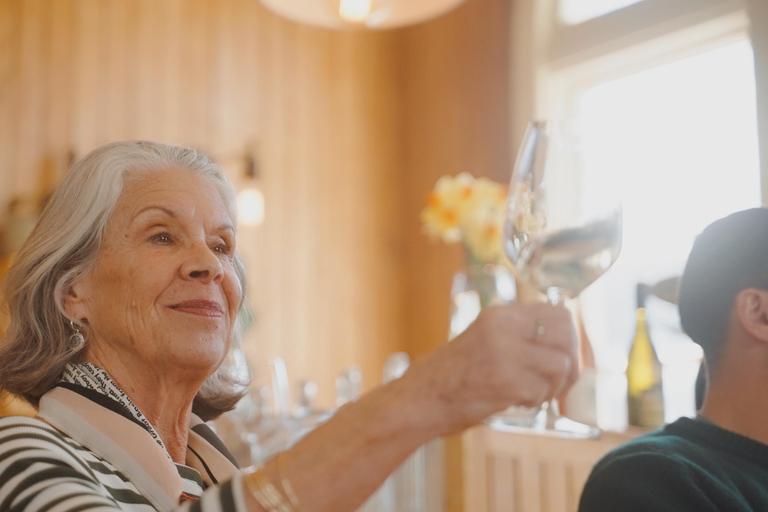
[626,283,664,429]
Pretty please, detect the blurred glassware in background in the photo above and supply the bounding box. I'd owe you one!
[212,356,320,468]
[336,365,364,407]
[213,352,445,511]
[359,353,445,512]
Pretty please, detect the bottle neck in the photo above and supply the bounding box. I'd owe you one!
[636,306,648,326]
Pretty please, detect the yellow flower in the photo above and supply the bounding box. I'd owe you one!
[471,177,508,211]
[420,173,477,243]
[464,205,504,263]
[421,173,510,264]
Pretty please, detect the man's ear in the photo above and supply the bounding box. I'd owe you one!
[734,288,768,342]
[63,277,91,322]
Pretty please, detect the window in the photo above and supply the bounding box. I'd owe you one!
[514,0,761,430]
[558,0,645,25]
[577,40,760,428]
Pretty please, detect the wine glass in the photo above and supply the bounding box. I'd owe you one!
[499,120,622,438]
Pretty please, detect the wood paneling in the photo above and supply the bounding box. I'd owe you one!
[252,16,406,404]
[399,0,514,360]
[462,426,637,512]
[0,0,513,417]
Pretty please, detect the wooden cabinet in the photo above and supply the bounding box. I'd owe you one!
[461,426,638,512]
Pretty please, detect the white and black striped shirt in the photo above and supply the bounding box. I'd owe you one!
[0,364,246,512]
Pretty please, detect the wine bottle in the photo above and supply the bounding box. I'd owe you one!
[626,283,664,429]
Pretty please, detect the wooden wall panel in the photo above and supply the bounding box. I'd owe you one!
[0,0,19,221]
[16,0,44,197]
[49,1,74,157]
[251,17,405,403]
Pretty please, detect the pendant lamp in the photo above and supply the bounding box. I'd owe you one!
[258,0,467,29]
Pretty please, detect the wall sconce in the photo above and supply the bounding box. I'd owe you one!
[258,0,467,29]
[238,154,265,227]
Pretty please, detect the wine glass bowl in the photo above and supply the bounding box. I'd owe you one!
[507,204,623,302]
[499,120,623,438]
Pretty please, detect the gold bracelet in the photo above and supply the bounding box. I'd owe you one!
[244,466,295,512]
[247,468,292,512]
[277,452,301,509]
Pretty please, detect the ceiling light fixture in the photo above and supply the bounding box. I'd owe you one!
[258,0,467,29]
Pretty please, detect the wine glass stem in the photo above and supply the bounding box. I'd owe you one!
[545,398,560,429]
[542,287,567,429]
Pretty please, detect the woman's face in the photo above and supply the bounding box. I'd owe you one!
[68,167,242,379]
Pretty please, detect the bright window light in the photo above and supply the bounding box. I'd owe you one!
[575,40,760,426]
[559,0,644,25]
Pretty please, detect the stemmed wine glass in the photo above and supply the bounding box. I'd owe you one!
[498,120,622,438]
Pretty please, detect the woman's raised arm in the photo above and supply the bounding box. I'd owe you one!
[248,302,578,512]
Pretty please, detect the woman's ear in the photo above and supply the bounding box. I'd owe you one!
[63,277,91,322]
[734,288,768,343]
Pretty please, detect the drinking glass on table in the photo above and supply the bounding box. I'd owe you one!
[496,120,623,438]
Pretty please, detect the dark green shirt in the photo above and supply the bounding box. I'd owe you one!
[579,417,768,512]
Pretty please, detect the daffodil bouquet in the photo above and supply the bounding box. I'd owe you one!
[420,173,509,265]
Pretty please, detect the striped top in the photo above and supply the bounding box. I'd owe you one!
[0,363,248,512]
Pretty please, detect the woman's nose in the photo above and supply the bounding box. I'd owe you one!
[181,243,224,284]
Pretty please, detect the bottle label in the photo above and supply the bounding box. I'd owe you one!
[628,383,664,429]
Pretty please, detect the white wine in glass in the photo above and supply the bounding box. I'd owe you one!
[498,120,623,438]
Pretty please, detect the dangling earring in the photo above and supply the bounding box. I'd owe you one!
[69,320,85,349]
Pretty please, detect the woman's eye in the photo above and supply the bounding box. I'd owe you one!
[213,243,231,255]
[150,233,173,244]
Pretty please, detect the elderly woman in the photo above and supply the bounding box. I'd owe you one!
[0,140,578,512]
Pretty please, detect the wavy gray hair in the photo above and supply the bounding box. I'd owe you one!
[0,140,249,420]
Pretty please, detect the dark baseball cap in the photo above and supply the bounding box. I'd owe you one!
[679,208,768,359]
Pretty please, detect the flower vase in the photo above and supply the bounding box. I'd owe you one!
[449,264,516,340]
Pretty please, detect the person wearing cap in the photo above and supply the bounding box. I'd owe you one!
[579,207,768,512]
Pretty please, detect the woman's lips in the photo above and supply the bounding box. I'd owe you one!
[168,300,224,317]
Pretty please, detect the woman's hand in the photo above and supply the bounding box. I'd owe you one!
[397,302,579,436]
